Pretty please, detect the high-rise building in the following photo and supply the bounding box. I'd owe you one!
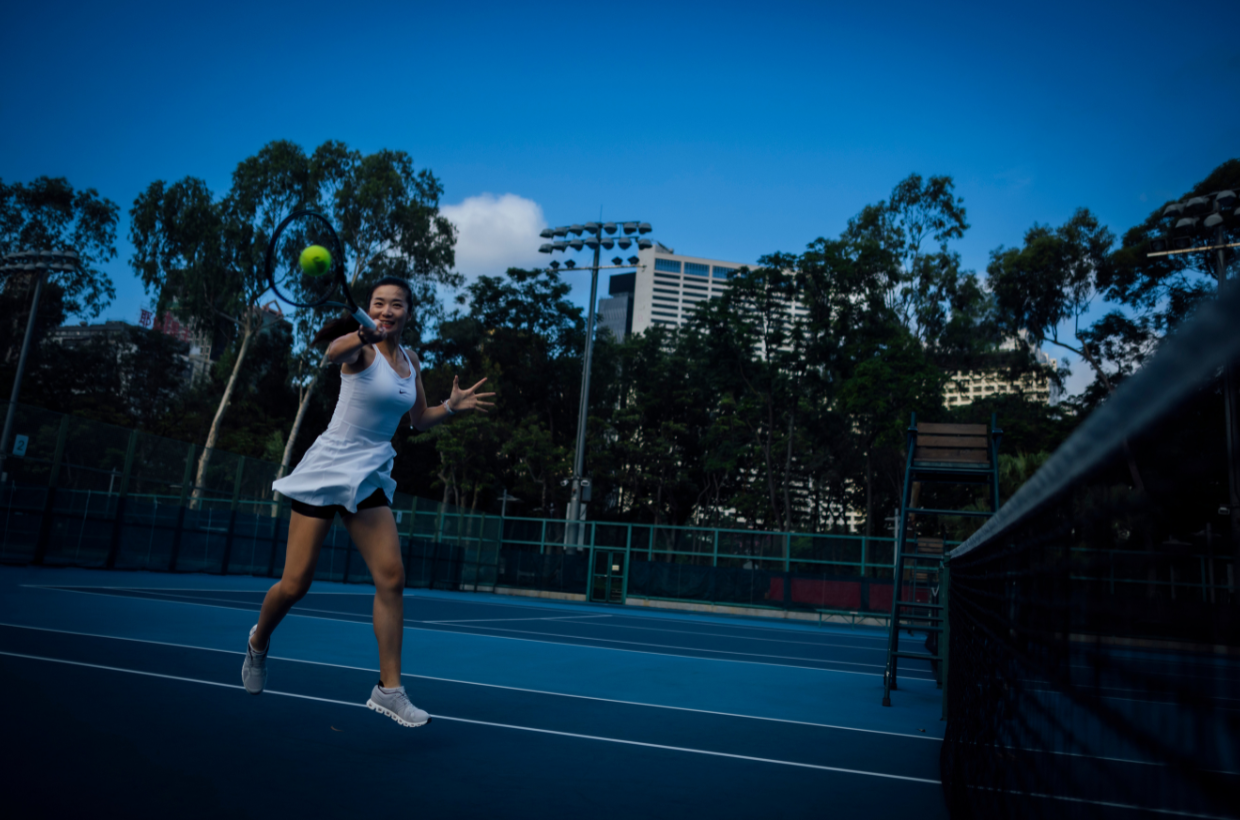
[597,273,635,341]
[599,244,808,338]
[943,344,1060,407]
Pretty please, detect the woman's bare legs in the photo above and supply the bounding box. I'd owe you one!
[343,506,405,687]
[251,511,333,651]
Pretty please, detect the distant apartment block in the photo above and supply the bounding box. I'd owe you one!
[599,244,808,339]
[944,346,1059,407]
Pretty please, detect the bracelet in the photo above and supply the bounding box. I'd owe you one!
[442,399,455,416]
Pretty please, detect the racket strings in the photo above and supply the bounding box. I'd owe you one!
[269,212,344,309]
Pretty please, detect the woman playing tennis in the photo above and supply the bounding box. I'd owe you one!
[241,276,494,728]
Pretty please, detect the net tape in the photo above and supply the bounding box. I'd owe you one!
[950,282,1240,561]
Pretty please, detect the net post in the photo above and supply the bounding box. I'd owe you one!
[105,429,139,569]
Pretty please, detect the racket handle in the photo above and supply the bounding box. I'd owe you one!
[352,308,377,330]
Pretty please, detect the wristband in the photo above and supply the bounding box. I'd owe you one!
[442,399,455,416]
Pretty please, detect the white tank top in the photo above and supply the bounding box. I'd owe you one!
[323,346,418,444]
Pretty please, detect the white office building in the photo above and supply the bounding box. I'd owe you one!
[599,244,809,339]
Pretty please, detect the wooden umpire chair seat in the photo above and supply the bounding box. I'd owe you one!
[881,413,1001,708]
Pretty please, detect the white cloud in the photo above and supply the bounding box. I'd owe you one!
[441,193,547,280]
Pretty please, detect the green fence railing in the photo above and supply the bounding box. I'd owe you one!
[1,401,932,621]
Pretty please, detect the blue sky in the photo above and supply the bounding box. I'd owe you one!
[4,0,1238,394]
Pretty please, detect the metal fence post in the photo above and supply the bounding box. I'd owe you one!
[105,429,139,569]
[32,415,70,565]
[267,495,283,577]
[168,443,195,572]
[621,523,633,603]
[783,531,793,608]
[220,456,245,574]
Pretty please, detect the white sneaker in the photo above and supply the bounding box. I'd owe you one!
[366,683,431,728]
[241,626,268,695]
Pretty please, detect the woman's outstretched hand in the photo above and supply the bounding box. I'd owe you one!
[448,376,496,414]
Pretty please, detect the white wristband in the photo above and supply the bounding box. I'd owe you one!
[442,399,455,416]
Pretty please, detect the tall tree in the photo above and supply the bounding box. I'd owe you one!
[986,208,1148,489]
[130,141,311,498]
[987,209,1121,394]
[0,176,119,319]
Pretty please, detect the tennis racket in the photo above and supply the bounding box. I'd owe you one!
[265,209,377,330]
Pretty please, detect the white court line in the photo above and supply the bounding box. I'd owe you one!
[0,621,941,742]
[0,649,941,785]
[26,586,935,680]
[35,588,864,666]
[22,583,893,641]
[108,588,887,651]
[968,785,1235,820]
[424,615,614,625]
[516,618,890,652]
[422,621,895,669]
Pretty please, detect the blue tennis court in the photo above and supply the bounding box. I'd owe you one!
[0,564,947,819]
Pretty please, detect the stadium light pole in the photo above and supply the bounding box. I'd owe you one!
[538,221,653,546]
[0,250,81,483]
[1149,189,1240,553]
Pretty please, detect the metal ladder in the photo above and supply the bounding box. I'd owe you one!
[882,413,1001,708]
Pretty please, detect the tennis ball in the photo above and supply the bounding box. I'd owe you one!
[299,245,332,277]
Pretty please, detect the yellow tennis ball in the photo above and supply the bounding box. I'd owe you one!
[299,245,332,277]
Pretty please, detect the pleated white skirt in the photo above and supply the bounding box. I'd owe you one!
[272,423,397,513]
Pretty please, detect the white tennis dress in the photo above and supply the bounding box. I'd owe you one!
[272,347,417,512]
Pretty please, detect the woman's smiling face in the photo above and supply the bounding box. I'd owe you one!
[369,285,410,335]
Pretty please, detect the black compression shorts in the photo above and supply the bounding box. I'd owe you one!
[289,488,390,520]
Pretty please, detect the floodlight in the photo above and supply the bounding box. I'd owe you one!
[603,222,617,234]
[553,226,569,237]
[584,222,601,233]
[540,228,555,238]
[565,259,577,269]
[636,238,653,249]
[611,257,623,266]
[550,260,561,270]
[601,238,614,249]
[1163,203,1184,220]
[584,238,599,249]
[553,241,568,251]
[617,237,632,249]
[569,239,584,250]
[637,222,652,234]
[1184,196,1211,214]
[627,256,639,265]
[1216,190,1236,210]
[1175,216,1199,233]
[1150,236,1167,252]
[569,224,584,236]
[539,244,553,254]
[1204,213,1224,229]
[622,222,637,234]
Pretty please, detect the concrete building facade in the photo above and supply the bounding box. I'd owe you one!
[601,244,808,339]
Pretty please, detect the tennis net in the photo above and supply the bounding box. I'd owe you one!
[941,285,1240,819]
